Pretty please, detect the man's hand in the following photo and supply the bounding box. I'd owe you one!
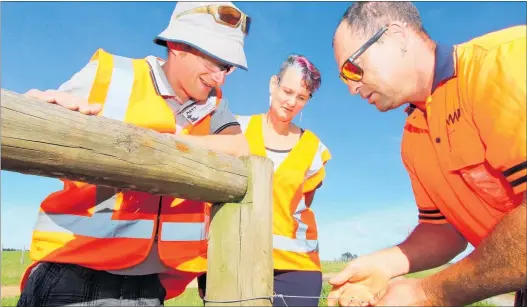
[25,89,101,115]
[327,259,391,307]
[372,277,432,306]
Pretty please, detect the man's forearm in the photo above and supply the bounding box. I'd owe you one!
[174,134,249,157]
[398,223,468,276]
[422,202,527,306]
[362,224,467,279]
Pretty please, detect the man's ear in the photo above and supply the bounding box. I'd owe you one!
[386,22,409,53]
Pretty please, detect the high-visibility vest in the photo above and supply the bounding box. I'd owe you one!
[20,48,221,299]
[241,114,330,271]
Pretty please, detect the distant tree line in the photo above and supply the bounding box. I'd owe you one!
[2,247,28,251]
[341,252,358,261]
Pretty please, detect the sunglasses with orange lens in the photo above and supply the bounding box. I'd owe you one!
[176,5,251,35]
[340,26,388,82]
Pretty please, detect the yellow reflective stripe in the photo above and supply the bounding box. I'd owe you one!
[276,129,318,174]
[244,114,267,157]
[88,49,113,106]
[321,148,331,164]
[303,167,326,193]
[273,234,318,253]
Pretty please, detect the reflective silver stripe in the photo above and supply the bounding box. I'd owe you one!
[34,193,154,239]
[99,55,135,121]
[278,150,321,253]
[306,144,324,178]
[160,222,207,241]
[34,211,154,239]
[273,234,319,253]
[293,197,309,240]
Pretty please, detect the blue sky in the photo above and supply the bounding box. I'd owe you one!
[1,1,526,262]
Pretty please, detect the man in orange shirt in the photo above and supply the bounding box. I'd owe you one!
[330,2,526,306]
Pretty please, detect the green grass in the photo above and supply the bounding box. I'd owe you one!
[2,250,31,286]
[1,296,20,306]
[0,285,498,307]
[1,252,497,306]
[320,260,349,273]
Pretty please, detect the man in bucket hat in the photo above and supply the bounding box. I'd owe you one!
[18,2,251,307]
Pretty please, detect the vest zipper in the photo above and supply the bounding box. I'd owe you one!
[154,196,162,242]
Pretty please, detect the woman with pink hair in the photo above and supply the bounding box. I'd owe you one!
[199,54,331,307]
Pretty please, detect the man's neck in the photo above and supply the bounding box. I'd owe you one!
[162,63,190,104]
[411,38,437,112]
[264,112,290,136]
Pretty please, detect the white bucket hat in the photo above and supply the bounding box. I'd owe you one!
[154,1,249,70]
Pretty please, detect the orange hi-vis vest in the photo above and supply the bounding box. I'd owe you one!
[242,114,330,271]
[20,49,221,299]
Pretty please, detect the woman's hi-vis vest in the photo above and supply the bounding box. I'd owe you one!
[241,114,331,271]
[21,49,221,299]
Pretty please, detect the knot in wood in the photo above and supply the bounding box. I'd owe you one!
[114,133,138,154]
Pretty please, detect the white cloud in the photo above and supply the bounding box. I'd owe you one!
[317,204,474,262]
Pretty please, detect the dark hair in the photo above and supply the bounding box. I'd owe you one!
[340,2,428,38]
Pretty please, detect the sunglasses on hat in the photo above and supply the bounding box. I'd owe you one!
[339,26,388,83]
[175,4,251,35]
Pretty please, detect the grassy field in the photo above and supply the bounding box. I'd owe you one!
[1,251,497,306]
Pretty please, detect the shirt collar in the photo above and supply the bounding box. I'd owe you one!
[404,104,428,130]
[144,56,218,108]
[431,43,456,93]
[145,55,176,98]
[404,43,456,125]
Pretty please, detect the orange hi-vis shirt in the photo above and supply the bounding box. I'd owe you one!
[401,25,526,247]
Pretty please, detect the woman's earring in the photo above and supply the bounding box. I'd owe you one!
[269,95,272,106]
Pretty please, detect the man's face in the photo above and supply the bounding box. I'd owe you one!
[333,23,413,112]
[170,45,234,101]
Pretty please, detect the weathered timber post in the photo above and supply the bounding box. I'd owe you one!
[205,155,274,307]
[0,89,247,202]
[1,88,275,305]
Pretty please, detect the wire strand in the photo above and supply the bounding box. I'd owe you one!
[202,293,369,305]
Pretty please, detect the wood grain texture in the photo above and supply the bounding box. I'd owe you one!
[0,89,248,203]
[206,155,274,307]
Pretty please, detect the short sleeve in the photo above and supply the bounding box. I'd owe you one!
[469,38,527,196]
[209,97,240,134]
[235,115,251,133]
[57,60,99,99]
[303,141,331,193]
[402,153,449,225]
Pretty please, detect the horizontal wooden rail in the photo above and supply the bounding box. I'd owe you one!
[0,89,249,203]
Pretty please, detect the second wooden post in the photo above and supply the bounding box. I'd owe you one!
[205,155,274,307]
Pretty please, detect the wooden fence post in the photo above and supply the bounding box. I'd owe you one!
[205,155,274,307]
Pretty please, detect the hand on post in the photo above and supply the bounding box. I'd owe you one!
[25,89,102,115]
